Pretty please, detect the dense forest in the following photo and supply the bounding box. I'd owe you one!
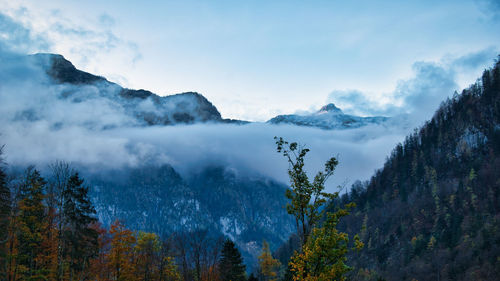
[330,58,500,280]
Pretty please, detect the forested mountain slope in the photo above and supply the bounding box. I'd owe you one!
[335,58,500,280]
[87,165,294,266]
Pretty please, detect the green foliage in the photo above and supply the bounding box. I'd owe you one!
[62,172,99,276]
[290,210,363,281]
[275,137,338,246]
[276,138,362,281]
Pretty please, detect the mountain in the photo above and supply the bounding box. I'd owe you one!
[89,165,294,267]
[13,53,289,267]
[324,58,500,280]
[30,53,247,126]
[267,103,390,130]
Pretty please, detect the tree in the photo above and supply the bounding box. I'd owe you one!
[0,146,10,280]
[16,167,49,280]
[289,212,363,281]
[108,220,136,281]
[48,160,73,281]
[188,229,208,281]
[258,241,280,281]
[135,231,161,281]
[248,273,258,281]
[62,172,99,280]
[218,239,246,281]
[275,138,362,281]
[275,137,338,246]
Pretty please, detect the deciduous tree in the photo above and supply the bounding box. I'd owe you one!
[258,241,280,281]
[275,137,338,246]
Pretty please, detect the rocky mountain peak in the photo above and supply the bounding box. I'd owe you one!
[30,53,106,84]
[318,103,342,114]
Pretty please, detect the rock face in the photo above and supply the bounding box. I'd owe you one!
[268,103,390,130]
[89,164,294,268]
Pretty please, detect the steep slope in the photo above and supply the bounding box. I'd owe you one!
[30,53,245,125]
[267,103,390,130]
[334,58,500,280]
[88,164,294,268]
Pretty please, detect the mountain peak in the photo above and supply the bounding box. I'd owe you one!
[318,103,342,114]
[31,53,106,84]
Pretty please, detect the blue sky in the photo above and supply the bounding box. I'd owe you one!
[1,0,499,121]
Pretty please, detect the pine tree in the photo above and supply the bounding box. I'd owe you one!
[0,147,10,280]
[248,273,258,281]
[62,172,99,280]
[219,239,246,281]
[258,241,281,281]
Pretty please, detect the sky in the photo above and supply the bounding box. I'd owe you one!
[1,0,499,121]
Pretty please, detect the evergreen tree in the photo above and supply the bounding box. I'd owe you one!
[248,273,258,281]
[62,172,99,280]
[219,239,246,281]
[0,147,10,280]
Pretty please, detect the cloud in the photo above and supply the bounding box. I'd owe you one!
[328,89,401,117]
[0,12,50,53]
[328,48,498,126]
[475,0,500,20]
[0,5,142,75]
[0,49,409,193]
[1,47,497,193]
[394,61,457,119]
[448,46,499,72]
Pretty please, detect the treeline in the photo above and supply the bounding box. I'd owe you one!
[330,58,500,280]
[0,158,285,281]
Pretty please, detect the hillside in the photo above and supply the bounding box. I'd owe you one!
[332,58,500,280]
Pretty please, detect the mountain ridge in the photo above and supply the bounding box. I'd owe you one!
[30,53,247,126]
[267,102,391,130]
[31,53,395,130]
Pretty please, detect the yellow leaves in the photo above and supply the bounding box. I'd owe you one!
[411,236,417,248]
[289,212,357,281]
[258,241,281,281]
[427,236,436,250]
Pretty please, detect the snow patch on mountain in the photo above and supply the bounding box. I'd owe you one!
[267,103,391,130]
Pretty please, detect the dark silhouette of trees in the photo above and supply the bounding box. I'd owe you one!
[219,239,246,281]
